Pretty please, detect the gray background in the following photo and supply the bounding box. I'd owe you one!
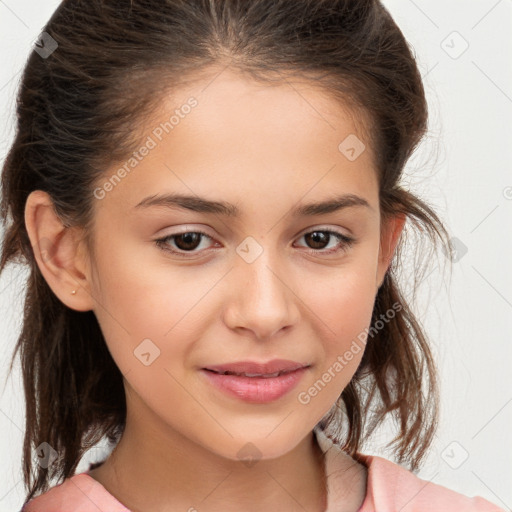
[1,0,511,509]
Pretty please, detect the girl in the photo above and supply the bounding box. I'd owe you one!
[0,0,505,511]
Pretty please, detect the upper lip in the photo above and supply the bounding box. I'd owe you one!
[203,359,310,376]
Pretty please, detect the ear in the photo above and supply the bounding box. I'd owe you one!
[24,190,94,312]
[375,212,406,291]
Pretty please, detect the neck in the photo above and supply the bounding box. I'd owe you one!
[92,411,327,512]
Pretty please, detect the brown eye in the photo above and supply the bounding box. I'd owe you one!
[173,232,203,251]
[295,229,355,255]
[304,231,330,249]
[155,230,215,256]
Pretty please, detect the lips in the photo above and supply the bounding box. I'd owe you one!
[203,359,309,378]
[201,360,310,403]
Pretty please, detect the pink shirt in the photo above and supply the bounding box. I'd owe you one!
[22,427,504,512]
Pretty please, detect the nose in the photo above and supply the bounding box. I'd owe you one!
[222,250,300,341]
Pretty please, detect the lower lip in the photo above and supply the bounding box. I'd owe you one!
[201,367,308,403]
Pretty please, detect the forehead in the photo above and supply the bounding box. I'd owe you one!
[168,68,371,146]
[140,67,374,161]
[96,68,378,220]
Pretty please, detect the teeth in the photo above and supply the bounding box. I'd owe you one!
[217,370,285,377]
[244,372,281,378]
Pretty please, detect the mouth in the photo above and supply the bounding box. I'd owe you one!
[202,359,310,378]
[200,360,311,403]
[203,368,301,378]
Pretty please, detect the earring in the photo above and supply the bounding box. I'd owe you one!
[71,289,77,295]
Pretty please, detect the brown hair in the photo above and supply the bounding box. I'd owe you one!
[0,0,452,505]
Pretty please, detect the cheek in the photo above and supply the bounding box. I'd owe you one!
[87,247,222,443]
[306,257,378,342]
[296,261,377,407]
[89,241,222,379]
[87,242,167,369]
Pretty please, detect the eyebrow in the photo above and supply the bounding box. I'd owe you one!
[133,192,373,217]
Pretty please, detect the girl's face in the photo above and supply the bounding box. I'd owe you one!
[83,68,402,460]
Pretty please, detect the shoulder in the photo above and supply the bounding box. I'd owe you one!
[21,473,130,512]
[313,426,505,512]
[359,453,505,512]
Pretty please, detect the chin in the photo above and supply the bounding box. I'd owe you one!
[204,429,309,464]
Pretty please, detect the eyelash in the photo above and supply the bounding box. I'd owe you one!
[154,228,356,258]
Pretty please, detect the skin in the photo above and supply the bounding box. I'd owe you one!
[25,67,405,512]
